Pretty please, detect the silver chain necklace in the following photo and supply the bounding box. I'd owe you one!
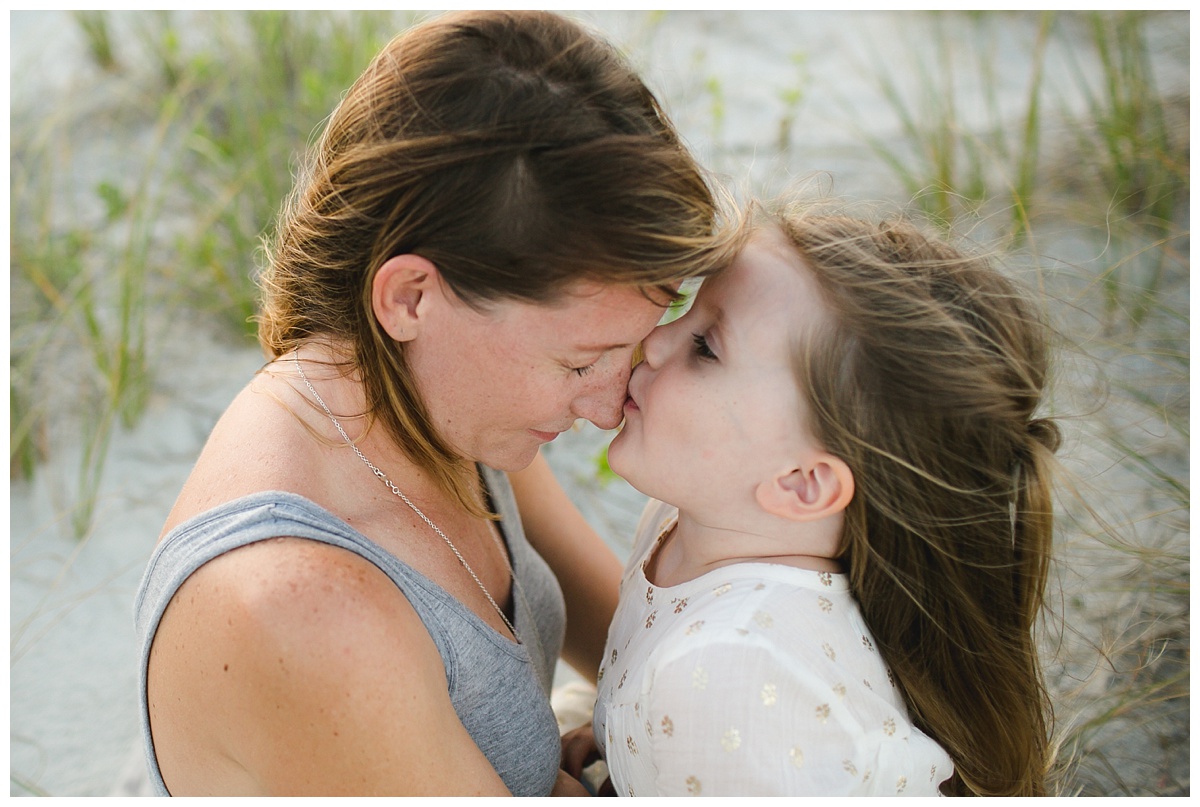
[292,353,519,642]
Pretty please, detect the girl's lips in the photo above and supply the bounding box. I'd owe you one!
[623,394,640,413]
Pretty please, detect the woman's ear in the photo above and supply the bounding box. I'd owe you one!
[755,454,855,522]
[372,254,440,342]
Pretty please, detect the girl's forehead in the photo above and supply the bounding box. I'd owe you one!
[705,230,829,351]
[711,230,809,300]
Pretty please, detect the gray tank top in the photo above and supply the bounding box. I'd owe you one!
[133,466,566,796]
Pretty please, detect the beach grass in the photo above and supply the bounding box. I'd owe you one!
[845,11,1059,240]
[10,10,418,535]
[169,10,410,335]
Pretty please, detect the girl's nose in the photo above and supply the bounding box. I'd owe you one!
[639,319,675,369]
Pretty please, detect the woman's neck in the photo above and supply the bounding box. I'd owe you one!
[647,508,843,588]
[266,343,475,504]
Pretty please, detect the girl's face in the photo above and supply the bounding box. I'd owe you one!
[608,227,830,519]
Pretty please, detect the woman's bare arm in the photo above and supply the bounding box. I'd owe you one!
[509,451,623,682]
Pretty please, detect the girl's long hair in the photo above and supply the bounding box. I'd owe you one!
[773,208,1060,796]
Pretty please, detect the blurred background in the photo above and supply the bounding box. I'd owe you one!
[9,10,1189,796]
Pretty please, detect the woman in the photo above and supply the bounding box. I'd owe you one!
[134,10,736,796]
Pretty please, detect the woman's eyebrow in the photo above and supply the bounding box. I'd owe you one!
[571,341,637,353]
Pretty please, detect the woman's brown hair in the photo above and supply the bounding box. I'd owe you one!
[257,11,736,514]
[770,207,1059,796]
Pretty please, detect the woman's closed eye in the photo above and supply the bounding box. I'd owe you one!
[572,363,597,377]
[692,333,717,361]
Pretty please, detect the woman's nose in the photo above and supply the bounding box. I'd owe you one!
[572,359,632,431]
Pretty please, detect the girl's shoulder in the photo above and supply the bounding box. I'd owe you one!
[657,561,854,623]
[628,499,680,565]
[640,566,864,667]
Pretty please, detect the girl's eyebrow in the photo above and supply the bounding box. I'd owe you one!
[700,302,729,354]
[710,297,726,325]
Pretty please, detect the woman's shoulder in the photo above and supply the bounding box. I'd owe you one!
[152,534,448,714]
[172,533,437,657]
[147,534,473,794]
[161,372,337,535]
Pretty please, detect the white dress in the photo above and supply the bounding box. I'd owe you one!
[593,500,953,796]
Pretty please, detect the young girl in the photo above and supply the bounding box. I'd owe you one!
[588,205,1059,796]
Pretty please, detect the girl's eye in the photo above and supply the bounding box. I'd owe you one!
[572,363,596,377]
[692,333,716,360]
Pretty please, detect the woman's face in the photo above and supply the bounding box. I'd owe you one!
[608,227,829,519]
[410,280,669,471]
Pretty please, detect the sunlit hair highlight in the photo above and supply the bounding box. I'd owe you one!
[766,204,1060,796]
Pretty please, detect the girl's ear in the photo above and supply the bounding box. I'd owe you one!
[372,254,441,342]
[755,454,855,522]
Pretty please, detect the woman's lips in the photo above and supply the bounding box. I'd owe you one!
[529,428,562,442]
